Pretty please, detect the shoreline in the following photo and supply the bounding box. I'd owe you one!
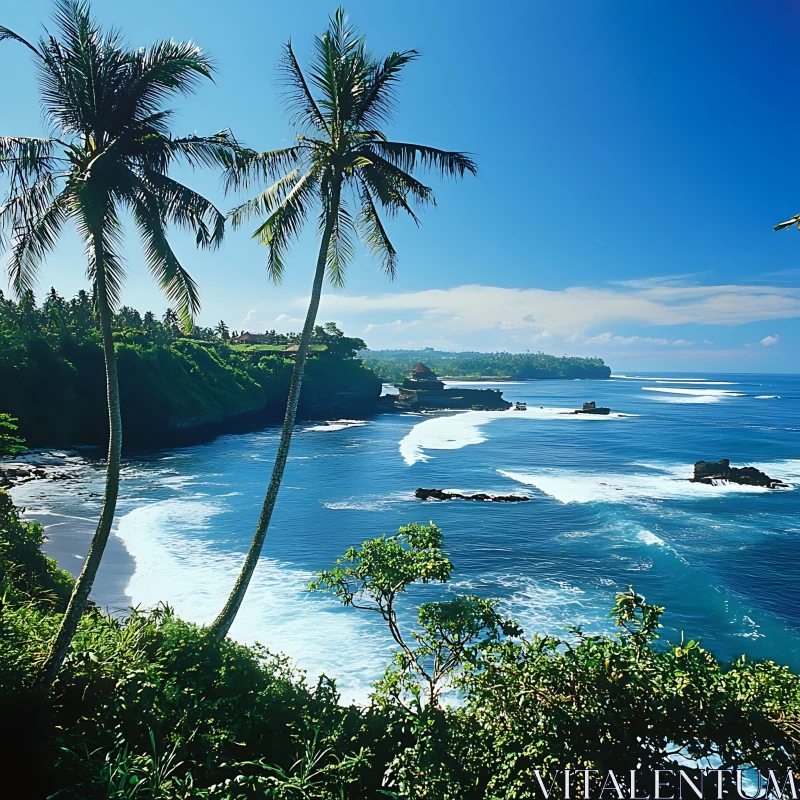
[5,451,136,615]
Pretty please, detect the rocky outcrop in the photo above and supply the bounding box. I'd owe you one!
[0,463,46,488]
[415,488,529,502]
[690,459,788,489]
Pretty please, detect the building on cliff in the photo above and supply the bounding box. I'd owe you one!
[395,363,511,411]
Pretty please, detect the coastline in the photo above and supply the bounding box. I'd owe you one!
[6,451,135,615]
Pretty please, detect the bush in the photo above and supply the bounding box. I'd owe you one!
[1,503,799,798]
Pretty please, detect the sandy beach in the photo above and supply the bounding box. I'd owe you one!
[6,451,136,615]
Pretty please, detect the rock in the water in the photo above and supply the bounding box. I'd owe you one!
[0,463,46,488]
[690,459,788,489]
[415,487,529,502]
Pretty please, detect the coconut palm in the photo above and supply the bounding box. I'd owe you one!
[211,8,476,636]
[214,319,230,340]
[0,0,235,691]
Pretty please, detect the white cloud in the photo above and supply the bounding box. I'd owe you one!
[239,310,305,332]
[760,334,780,347]
[314,282,800,340]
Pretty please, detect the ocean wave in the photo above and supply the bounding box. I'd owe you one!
[303,419,367,432]
[613,375,736,384]
[497,464,787,504]
[450,574,617,639]
[755,395,780,399]
[399,407,632,466]
[323,492,414,511]
[642,387,744,397]
[117,499,394,704]
[637,530,666,546]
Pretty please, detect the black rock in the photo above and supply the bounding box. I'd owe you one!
[690,459,788,489]
[415,488,529,502]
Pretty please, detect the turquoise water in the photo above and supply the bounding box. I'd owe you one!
[14,373,800,702]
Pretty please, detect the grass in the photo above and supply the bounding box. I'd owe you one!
[229,343,328,353]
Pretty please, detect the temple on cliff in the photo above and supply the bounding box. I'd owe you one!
[395,363,511,411]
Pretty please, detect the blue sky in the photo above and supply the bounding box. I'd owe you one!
[2,0,800,372]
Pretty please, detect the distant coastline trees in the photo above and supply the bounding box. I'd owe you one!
[362,349,611,382]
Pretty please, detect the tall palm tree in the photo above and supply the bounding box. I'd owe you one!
[211,8,476,637]
[0,0,235,691]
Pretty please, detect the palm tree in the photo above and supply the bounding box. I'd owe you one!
[0,0,235,691]
[214,319,230,340]
[210,8,476,637]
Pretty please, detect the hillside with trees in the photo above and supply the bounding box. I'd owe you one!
[0,289,381,448]
[362,348,611,382]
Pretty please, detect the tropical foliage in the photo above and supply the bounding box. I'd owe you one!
[0,290,380,448]
[0,413,25,457]
[1,499,798,798]
[0,0,239,691]
[211,7,477,637]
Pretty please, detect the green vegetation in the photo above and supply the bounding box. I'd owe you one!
[0,290,380,448]
[211,9,476,638]
[362,349,611,382]
[1,499,798,797]
[0,413,25,457]
[0,0,238,691]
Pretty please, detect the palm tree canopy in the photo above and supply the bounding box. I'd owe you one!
[0,0,237,327]
[224,7,477,287]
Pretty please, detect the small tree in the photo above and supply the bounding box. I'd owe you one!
[310,523,520,711]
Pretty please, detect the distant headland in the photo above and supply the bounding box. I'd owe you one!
[362,348,611,383]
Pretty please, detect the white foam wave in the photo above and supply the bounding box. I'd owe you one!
[118,500,394,704]
[304,419,367,432]
[399,407,631,466]
[751,459,800,482]
[498,464,786,504]
[323,492,414,511]
[612,375,737,384]
[642,387,744,397]
[755,395,780,399]
[451,574,616,639]
[655,395,722,404]
[637,530,666,546]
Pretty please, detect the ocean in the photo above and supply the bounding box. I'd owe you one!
[11,373,800,703]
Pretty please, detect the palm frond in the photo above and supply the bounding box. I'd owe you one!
[309,10,372,132]
[0,25,43,58]
[372,140,477,179]
[251,168,318,283]
[140,170,226,249]
[774,213,800,232]
[221,145,304,192]
[166,131,239,169]
[279,41,330,134]
[358,180,397,278]
[0,137,60,177]
[6,189,71,296]
[128,38,214,113]
[359,152,434,222]
[78,202,127,311]
[325,198,357,288]
[353,49,419,129]
[37,3,128,139]
[228,168,305,229]
[131,191,200,327]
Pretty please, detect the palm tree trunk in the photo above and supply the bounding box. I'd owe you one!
[211,190,339,638]
[34,230,123,694]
